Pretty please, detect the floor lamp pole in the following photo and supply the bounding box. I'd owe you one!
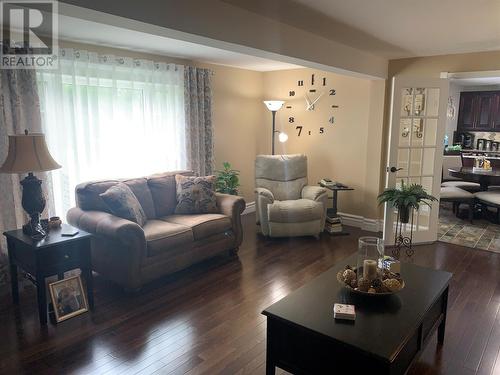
[272,110,276,155]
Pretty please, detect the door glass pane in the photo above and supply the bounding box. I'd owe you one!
[401,88,413,117]
[409,176,421,185]
[422,148,435,175]
[414,88,426,116]
[410,148,422,176]
[399,119,411,147]
[411,118,424,146]
[425,88,440,117]
[397,149,409,177]
[424,119,438,146]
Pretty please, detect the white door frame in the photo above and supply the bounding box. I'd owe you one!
[383,76,450,245]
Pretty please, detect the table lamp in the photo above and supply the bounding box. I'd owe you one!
[264,100,287,155]
[0,130,61,238]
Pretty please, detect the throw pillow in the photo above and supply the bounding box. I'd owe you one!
[100,183,147,227]
[174,175,218,214]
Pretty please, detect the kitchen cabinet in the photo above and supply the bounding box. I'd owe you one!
[457,91,500,131]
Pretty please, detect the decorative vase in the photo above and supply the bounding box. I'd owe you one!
[356,237,384,282]
[399,206,411,224]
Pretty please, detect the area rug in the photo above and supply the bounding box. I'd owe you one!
[438,203,500,253]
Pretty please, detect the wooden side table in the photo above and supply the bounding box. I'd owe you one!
[3,224,94,325]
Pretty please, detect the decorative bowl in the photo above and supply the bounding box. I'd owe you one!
[337,266,405,296]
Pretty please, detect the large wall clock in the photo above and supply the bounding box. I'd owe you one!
[285,73,339,137]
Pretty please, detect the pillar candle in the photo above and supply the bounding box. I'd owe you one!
[363,259,378,280]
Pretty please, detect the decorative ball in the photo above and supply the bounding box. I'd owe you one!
[350,279,358,289]
[368,288,376,294]
[357,277,371,292]
[337,270,345,284]
[345,264,353,271]
[343,269,356,285]
[383,278,402,292]
[371,278,383,288]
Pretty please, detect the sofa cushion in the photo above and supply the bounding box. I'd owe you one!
[160,214,231,240]
[122,178,156,219]
[100,183,147,227]
[75,177,156,219]
[147,171,193,217]
[143,220,194,257]
[174,175,219,214]
[76,180,119,212]
[268,199,324,223]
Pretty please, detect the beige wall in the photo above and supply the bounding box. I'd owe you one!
[60,42,387,219]
[263,69,386,218]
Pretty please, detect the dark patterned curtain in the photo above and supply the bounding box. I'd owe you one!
[0,70,49,291]
[184,67,214,176]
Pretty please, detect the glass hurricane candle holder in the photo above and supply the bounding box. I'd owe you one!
[357,237,384,282]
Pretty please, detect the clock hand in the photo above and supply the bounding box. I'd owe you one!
[304,95,312,110]
[310,92,324,107]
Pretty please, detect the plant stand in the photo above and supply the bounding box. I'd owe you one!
[393,208,415,259]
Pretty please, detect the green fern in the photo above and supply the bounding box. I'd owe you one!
[378,180,437,211]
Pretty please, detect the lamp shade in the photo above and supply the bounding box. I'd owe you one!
[264,100,285,111]
[0,133,61,173]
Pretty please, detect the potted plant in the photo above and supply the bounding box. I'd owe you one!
[378,181,437,223]
[215,162,240,195]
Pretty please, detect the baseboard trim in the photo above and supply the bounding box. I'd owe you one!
[337,212,383,233]
[243,201,255,215]
[242,202,382,232]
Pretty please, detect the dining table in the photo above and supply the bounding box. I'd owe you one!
[448,167,500,191]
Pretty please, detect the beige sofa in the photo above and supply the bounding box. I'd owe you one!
[67,171,245,290]
[255,154,328,238]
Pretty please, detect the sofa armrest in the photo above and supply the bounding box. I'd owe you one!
[216,193,246,247]
[67,207,146,246]
[301,185,328,201]
[67,207,147,289]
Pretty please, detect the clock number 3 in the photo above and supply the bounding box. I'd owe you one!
[296,126,303,136]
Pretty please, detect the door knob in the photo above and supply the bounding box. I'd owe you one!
[388,166,403,173]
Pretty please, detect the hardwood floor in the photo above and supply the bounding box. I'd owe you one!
[0,213,499,375]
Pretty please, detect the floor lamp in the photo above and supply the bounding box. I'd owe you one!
[264,100,288,155]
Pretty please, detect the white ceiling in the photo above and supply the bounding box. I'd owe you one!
[55,15,303,72]
[226,0,500,59]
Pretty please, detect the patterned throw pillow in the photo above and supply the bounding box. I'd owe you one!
[174,175,219,214]
[100,183,147,227]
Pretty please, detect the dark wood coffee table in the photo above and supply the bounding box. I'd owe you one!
[262,254,452,375]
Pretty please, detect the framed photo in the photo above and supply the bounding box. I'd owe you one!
[49,275,89,323]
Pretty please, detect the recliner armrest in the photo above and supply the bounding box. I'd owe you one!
[255,187,274,202]
[301,185,328,201]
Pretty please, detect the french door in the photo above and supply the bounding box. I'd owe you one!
[383,77,449,245]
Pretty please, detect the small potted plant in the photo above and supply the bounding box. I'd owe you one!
[378,181,437,223]
[215,162,240,195]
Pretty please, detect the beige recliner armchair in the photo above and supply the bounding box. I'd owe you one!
[255,154,328,238]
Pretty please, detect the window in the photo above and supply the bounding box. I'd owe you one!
[37,50,186,216]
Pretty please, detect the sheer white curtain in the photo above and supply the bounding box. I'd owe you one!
[37,49,186,216]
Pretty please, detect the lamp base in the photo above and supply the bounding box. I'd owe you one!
[22,212,47,238]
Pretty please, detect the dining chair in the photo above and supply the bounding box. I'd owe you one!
[440,186,474,223]
[474,190,500,223]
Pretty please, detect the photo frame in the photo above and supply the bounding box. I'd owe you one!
[49,275,89,323]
